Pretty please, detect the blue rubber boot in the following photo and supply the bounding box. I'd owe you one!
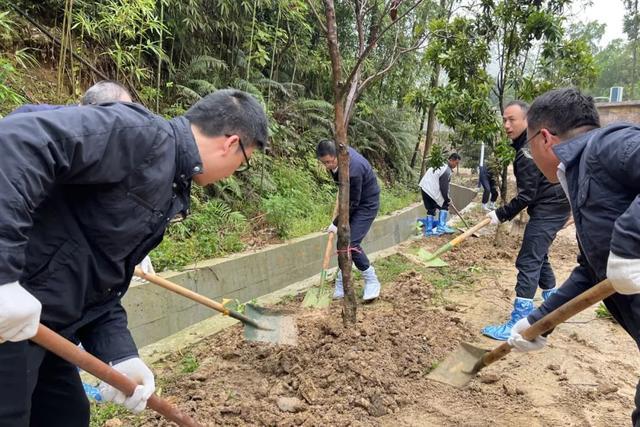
[437,210,456,234]
[542,288,557,302]
[481,297,534,341]
[424,215,442,237]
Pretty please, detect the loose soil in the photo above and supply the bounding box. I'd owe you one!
[113,204,638,427]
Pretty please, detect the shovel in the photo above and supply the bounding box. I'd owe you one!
[301,230,336,308]
[449,202,479,237]
[32,324,201,427]
[427,279,614,387]
[135,269,297,346]
[419,217,491,267]
[302,198,340,308]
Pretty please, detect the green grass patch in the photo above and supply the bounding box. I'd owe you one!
[180,352,199,373]
[595,302,612,319]
[90,401,134,427]
[373,254,415,282]
[151,160,417,272]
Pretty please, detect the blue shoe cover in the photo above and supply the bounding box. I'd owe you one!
[542,288,557,302]
[482,297,534,341]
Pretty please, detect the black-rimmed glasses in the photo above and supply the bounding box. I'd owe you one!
[230,135,251,172]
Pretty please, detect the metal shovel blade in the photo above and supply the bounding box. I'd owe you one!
[302,270,333,309]
[417,248,448,268]
[427,342,489,388]
[301,286,332,308]
[243,304,298,346]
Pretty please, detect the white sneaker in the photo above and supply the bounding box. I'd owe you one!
[482,203,490,212]
[333,270,344,299]
[362,266,380,301]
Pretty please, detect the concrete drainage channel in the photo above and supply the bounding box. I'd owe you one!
[128,184,477,362]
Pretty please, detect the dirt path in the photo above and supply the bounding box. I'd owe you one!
[121,209,639,427]
[385,222,640,427]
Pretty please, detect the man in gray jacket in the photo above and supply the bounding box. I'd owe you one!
[507,88,640,426]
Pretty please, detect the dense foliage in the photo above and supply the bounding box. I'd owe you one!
[0,0,628,269]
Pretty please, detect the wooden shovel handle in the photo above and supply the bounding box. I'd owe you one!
[449,217,491,247]
[449,202,471,229]
[481,279,615,367]
[31,325,201,427]
[430,217,491,260]
[134,269,264,330]
[322,232,336,270]
[322,196,340,270]
[136,268,230,314]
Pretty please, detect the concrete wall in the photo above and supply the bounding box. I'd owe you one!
[597,101,640,126]
[124,184,477,348]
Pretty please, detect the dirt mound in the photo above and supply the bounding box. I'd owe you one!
[140,271,473,426]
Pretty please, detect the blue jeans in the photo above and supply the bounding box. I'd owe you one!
[514,214,568,299]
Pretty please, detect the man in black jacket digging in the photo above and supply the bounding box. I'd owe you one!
[507,87,640,426]
[317,139,381,302]
[481,100,570,341]
[0,89,268,426]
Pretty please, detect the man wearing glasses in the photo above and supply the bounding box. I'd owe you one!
[482,100,570,341]
[507,87,640,426]
[0,89,267,426]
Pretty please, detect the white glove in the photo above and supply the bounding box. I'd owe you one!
[486,210,500,225]
[0,281,42,342]
[607,251,640,295]
[507,318,547,352]
[132,255,155,283]
[99,357,155,413]
[327,223,338,234]
[138,255,155,275]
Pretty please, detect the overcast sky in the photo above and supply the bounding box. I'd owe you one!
[573,0,626,47]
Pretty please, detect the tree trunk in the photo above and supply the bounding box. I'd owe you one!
[410,107,427,169]
[323,0,356,325]
[500,164,508,203]
[420,62,440,177]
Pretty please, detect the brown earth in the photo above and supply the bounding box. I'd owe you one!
[113,205,638,427]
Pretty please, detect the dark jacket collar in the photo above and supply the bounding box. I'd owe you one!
[551,128,601,168]
[170,117,202,185]
[511,130,527,151]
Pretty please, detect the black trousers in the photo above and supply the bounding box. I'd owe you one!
[514,214,568,299]
[421,190,448,216]
[479,167,498,204]
[0,341,90,427]
[349,203,379,271]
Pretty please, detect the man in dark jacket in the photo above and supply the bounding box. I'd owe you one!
[0,89,268,426]
[482,100,571,341]
[317,140,381,301]
[507,88,640,425]
[479,160,499,211]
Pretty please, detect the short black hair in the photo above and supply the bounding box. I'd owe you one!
[316,139,337,158]
[528,88,600,136]
[185,89,269,150]
[504,100,529,114]
[80,80,131,105]
[448,153,461,161]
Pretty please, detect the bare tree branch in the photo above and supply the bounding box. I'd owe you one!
[342,0,425,93]
[308,0,328,34]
